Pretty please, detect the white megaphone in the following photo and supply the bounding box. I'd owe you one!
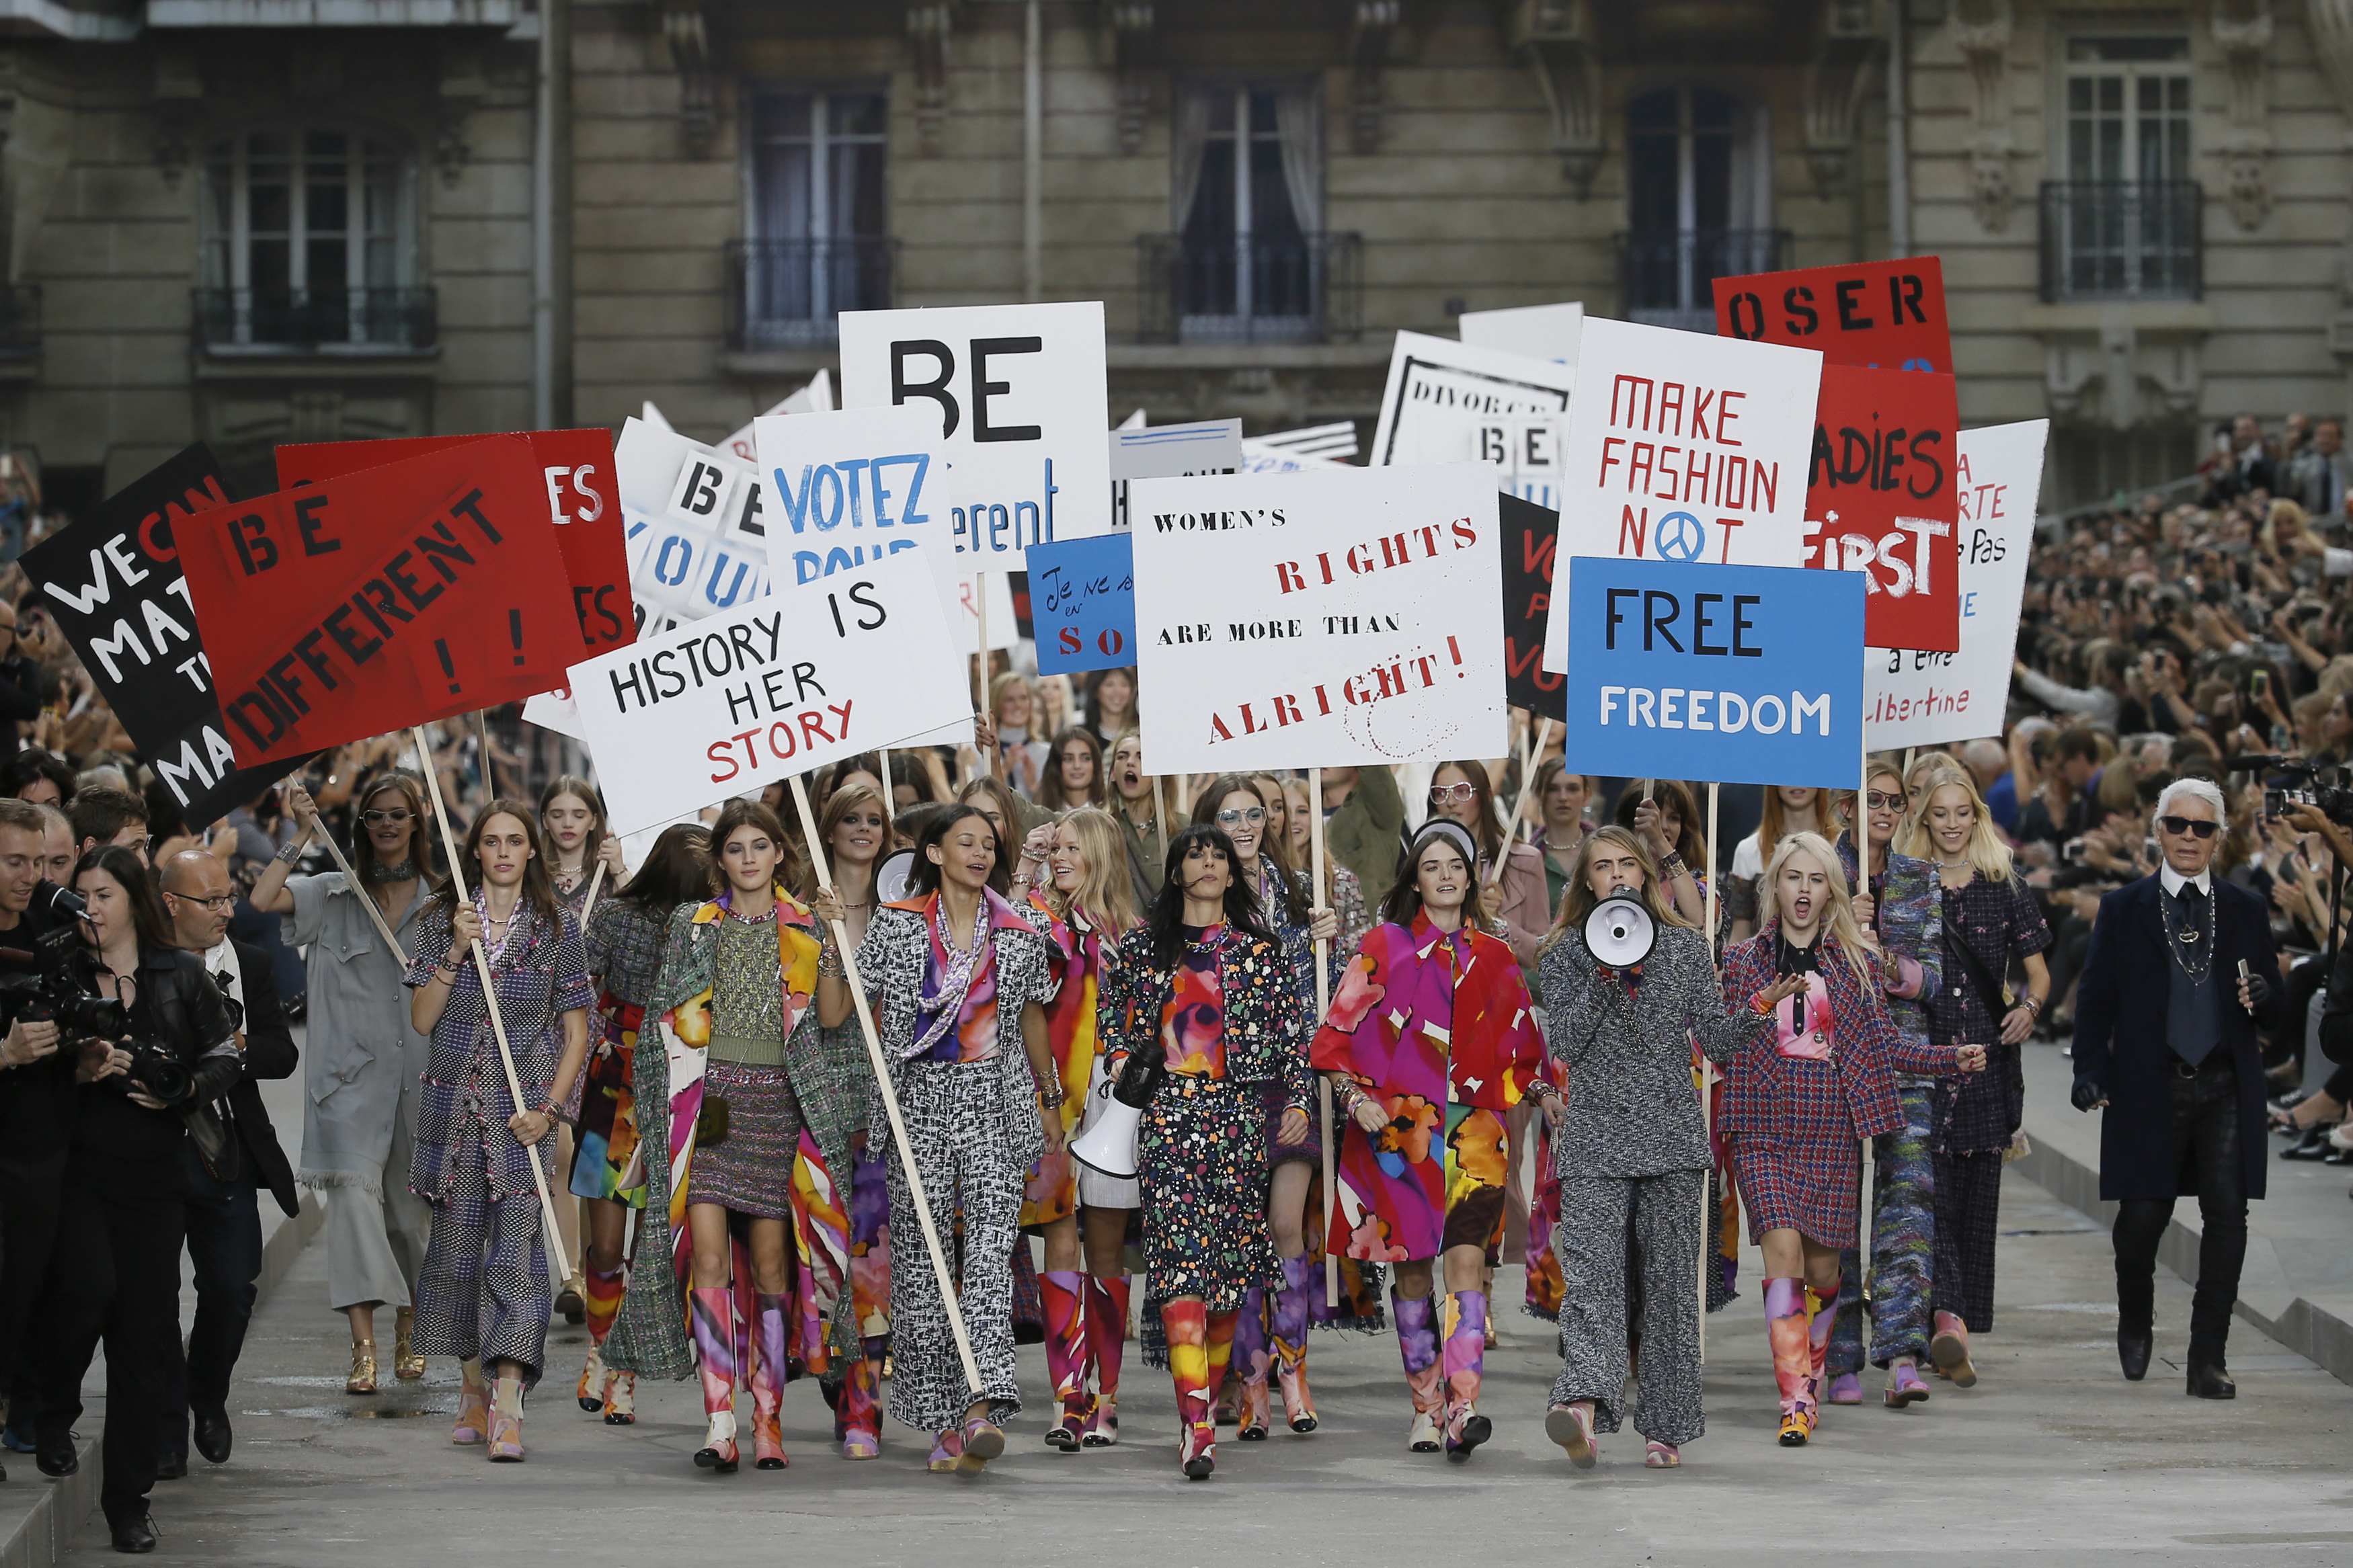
[1584,891,1657,968]
[876,849,917,905]
[1069,1046,1166,1181]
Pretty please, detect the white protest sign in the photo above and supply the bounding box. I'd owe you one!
[838,300,1111,566]
[1543,317,1822,672]
[640,401,674,434]
[1238,440,1345,475]
[1458,301,1584,367]
[1109,419,1243,530]
[1475,414,1564,510]
[522,418,772,739]
[1863,419,2048,747]
[1131,464,1506,773]
[1370,331,1577,469]
[719,370,833,464]
[569,550,971,835]
[1117,408,1149,430]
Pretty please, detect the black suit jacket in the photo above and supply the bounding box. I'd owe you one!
[2071,874,2280,1203]
[223,937,299,1217]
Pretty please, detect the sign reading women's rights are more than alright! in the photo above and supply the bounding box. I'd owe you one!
[1130,465,1506,774]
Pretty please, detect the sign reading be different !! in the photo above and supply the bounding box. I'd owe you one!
[568,551,971,835]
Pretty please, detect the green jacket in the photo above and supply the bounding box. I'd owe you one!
[1324,766,1404,895]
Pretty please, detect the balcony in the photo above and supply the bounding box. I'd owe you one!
[2039,181,2202,303]
[192,287,438,354]
[0,285,40,360]
[1137,232,1363,345]
[1618,229,1790,333]
[725,238,896,349]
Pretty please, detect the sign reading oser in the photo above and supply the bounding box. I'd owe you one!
[567,550,972,835]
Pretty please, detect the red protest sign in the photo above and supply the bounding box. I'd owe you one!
[276,428,634,659]
[1802,364,1960,653]
[180,436,578,767]
[1712,256,1950,374]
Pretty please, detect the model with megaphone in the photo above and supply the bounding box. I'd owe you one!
[1094,822,1313,1481]
[1310,819,1545,1462]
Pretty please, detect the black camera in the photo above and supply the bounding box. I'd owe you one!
[0,882,186,1104]
[2241,755,2353,829]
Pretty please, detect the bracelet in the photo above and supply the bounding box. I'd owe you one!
[274,840,301,865]
[1037,1086,1065,1110]
[1659,852,1686,875]
[2018,995,2042,1014]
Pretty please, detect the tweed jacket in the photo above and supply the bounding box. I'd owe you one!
[1835,837,1946,1072]
[1100,924,1316,1116]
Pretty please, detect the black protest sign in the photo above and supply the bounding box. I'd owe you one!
[1500,493,1566,721]
[19,445,305,825]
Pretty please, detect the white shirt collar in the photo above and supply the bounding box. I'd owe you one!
[2159,864,2212,898]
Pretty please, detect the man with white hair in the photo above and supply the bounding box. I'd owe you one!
[2069,776,2280,1399]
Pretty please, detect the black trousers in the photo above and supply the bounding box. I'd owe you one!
[2111,1053,2247,1366]
[159,1144,264,1459]
[0,1150,67,1397]
[36,1161,186,1525]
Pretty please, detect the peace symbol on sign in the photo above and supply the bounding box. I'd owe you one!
[1657,511,1706,562]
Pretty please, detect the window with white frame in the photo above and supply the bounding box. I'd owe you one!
[1169,81,1324,339]
[199,129,421,349]
[1622,86,1777,332]
[2046,36,2198,300]
[742,87,889,341]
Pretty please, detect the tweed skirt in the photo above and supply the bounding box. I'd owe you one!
[684,1061,803,1220]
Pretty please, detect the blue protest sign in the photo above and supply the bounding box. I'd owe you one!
[1030,532,1136,675]
[1562,556,1863,788]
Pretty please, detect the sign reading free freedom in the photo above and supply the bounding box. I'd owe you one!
[1561,556,1864,789]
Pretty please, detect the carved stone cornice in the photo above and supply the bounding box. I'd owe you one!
[1802,0,1883,202]
[908,2,960,158]
[1498,0,1601,198]
[1098,1,1155,157]
[1949,0,2016,233]
[2211,1,2274,231]
[657,0,721,159]
[151,52,204,188]
[1349,1,1402,155]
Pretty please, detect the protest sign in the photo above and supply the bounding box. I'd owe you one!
[567,550,969,835]
[1109,419,1242,531]
[1544,317,1821,671]
[838,300,1112,565]
[717,369,833,463]
[177,436,577,768]
[1864,419,2048,747]
[1130,464,1505,772]
[1498,495,1565,722]
[1029,532,1135,677]
[1458,301,1583,366]
[276,428,634,661]
[19,446,301,823]
[1713,255,1951,374]
[1370,331,1577,468]
[1561,556,1864,788]
[1476,415,1564,510]
[1802,364,1960,653]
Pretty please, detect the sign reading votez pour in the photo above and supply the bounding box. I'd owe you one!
[1865,419,2048,747]
[1804,363,1962,653]
[1562,556,1864,789]
[838,300,1111,566]
[1712,255,1951,373]
[567,551,971,835]
[1130,465,1505,774]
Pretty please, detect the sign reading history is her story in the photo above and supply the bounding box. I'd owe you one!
[1129,464,1505,773]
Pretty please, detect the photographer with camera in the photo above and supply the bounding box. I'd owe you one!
[154,848,296,1479]
[32,845,237,1553]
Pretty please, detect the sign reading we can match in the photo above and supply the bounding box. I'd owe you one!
[1561,556,1863,789]
[1130,465,1505,773]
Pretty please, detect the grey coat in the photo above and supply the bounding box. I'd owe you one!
[284,873,430,1194]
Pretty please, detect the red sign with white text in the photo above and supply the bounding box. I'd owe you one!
[276,428,634,658]
[180,436,578,766]
[1802,363,1960,653]
[1713,256,1951,374]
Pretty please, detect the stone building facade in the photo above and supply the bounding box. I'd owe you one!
[4,0,2353,515]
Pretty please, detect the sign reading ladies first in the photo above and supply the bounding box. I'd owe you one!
[838,300,1111,566]
[1131,465,1506,772]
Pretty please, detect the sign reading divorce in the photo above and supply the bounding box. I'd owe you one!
[177,436,577,768]
[1370,331,1578,468]
[1864,419,2048,746]
[1029,531,1135,677]
[276,428,635,661]
[1713,255,1951,373]
[838,300,1111,565]
[19,445,302,823]
[1803,364,1961,653]
[1499,495,1565,721]
[1544,317,1821,671]
[1130,464,1505,772]
[567,551,970,835]
[1561,556,1864,789]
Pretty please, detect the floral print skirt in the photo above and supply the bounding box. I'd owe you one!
[1140,1074,1280,1313]
[1330,1093,1513,1266]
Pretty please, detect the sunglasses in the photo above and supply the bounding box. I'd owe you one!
[2157,815,2220,840]
[1214,807,1266,827]
[1864,791,1905,811]
[1429,782,1479,805]
[360,809,416,826]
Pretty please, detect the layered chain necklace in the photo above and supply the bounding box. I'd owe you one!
[2158,881,2215,981]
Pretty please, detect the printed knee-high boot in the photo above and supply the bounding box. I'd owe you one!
[1392,1289,1444,1452]
[690,1286,740,1473]
[1231,1286,1271,1440]
[1083,1274,1130,1446]
[1765,1277,1812,1447]
[750,1292,791,1471]
[580,1264,625,1415]
[1804,1274,1840,1434]
[1441,1290,1490,1461]
[1162,1300,1215,1480]
[838,1340,881,1460]
[1041,1270,1090,1451]
[1271,1254,1319,1433]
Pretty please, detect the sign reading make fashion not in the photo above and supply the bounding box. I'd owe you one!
[177,436,577,768]
[568,550,971,835]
